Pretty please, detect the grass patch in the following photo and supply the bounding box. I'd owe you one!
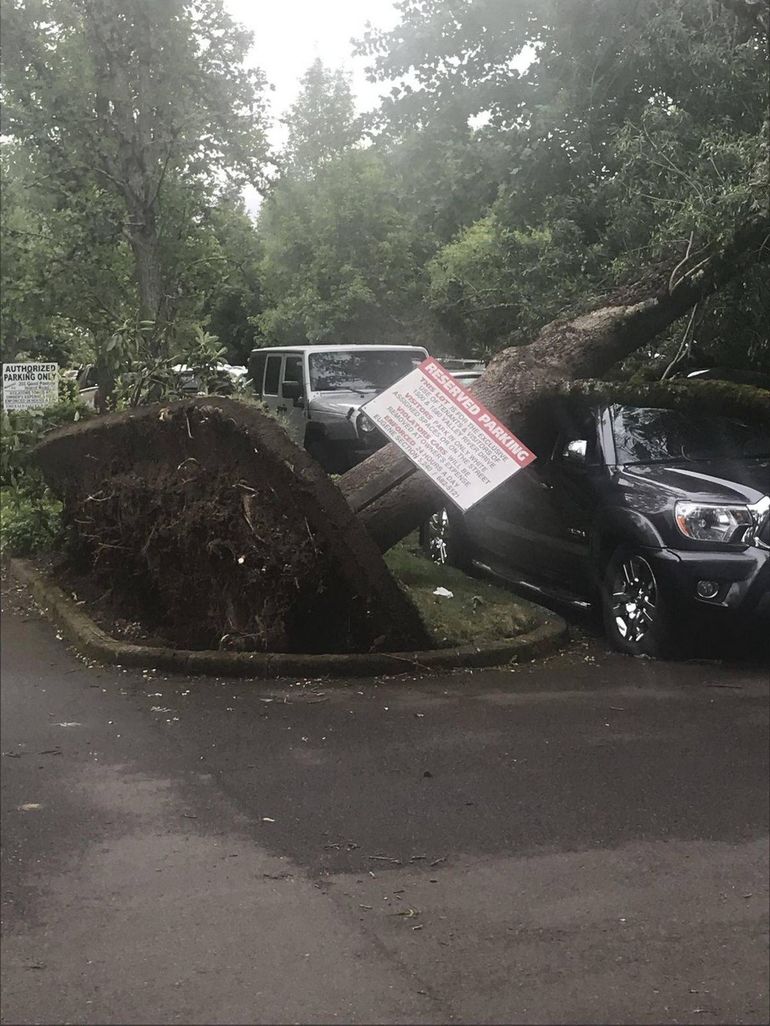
[385,535,539,648]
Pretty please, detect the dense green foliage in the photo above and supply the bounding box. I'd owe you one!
[1,0,767,377]
[353,0,769,369]
[0,487,64,556]
[0,389,91,555]
[1,0,271,366]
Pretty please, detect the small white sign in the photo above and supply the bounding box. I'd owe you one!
[2,362,59,412]
[363,358,536,511]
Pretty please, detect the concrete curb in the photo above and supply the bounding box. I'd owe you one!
[10,558,568,679]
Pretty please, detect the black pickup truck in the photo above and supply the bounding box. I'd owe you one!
[423,392,770,656]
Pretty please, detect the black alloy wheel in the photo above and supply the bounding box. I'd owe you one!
[602,548,673,657]
[423,508,451,564]
[419,508,470,570]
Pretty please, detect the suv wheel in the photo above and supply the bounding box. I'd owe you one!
[419,508,470,570]
[601,548,673,658]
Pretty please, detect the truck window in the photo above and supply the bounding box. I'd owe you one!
[248,351,266,395]
[308,349,425,392]
[264,355,282,396]
[282,356,303,386]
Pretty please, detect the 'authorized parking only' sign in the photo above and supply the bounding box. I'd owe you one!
[2,362,59,412]
[362,358,536,511]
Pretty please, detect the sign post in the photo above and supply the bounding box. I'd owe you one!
[362,358,536,511]
[2,363,59,412]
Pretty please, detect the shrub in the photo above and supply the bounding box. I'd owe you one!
[1,397,92,488]
[0,486,63,556]
[0,395,89,555]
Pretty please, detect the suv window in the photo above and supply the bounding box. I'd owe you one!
[264,355,282,396]
[282,356,303,386]
[308,350,424,392]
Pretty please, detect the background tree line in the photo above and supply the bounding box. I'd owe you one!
[2,0,768,381]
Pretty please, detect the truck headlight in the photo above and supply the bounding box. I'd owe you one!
[674,501,753,544]
[358,413,377,435]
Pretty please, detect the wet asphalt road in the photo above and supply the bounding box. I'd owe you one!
[1,578,768,1026]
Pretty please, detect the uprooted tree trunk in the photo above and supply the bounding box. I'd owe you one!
[340,216,770,551]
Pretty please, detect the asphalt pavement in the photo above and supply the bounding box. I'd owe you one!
[1,576,768,1025]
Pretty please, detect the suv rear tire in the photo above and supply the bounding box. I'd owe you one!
[601,547,674,658]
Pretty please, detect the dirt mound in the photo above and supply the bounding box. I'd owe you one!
[34,398,430,654]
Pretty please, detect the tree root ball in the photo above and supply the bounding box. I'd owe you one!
[33,398,431,654]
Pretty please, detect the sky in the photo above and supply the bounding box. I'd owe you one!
[224,0,402,141]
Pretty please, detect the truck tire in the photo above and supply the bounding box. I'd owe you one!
[419,508,471,570]
[601,546,675,658]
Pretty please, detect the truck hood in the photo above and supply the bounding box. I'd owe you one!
[618,458,770,506]
[309,390,377,418]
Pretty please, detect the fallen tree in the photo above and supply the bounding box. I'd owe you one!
[340,216,770,550]
[31,217,768,654]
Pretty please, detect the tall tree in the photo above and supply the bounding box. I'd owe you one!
[258,60,440,347]
[2,0,271,332]
[258,149,432,345]
[0,142,131,362]
[282,59,360,175]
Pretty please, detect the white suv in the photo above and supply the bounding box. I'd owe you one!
[248,344,428,472]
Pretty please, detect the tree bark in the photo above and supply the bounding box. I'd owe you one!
[126,215,165,325]
[340,215,770,551]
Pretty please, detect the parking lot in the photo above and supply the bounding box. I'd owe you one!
[2,578,768,1026]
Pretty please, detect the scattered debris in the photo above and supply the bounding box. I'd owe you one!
[393,907,420,918]
[432,587,454,598]
[18,803,43,811]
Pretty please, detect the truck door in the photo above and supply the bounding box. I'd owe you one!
[279,355,306,445]
[261,353,283,419]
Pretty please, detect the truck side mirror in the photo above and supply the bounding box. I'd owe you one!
[563,439,588,465]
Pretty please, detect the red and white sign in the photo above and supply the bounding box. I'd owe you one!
[362,358,536,511]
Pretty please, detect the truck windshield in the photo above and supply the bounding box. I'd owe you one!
[611,405,770,464]
[308,350,425,392]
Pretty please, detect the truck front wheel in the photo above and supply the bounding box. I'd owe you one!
[601,547,674,658]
